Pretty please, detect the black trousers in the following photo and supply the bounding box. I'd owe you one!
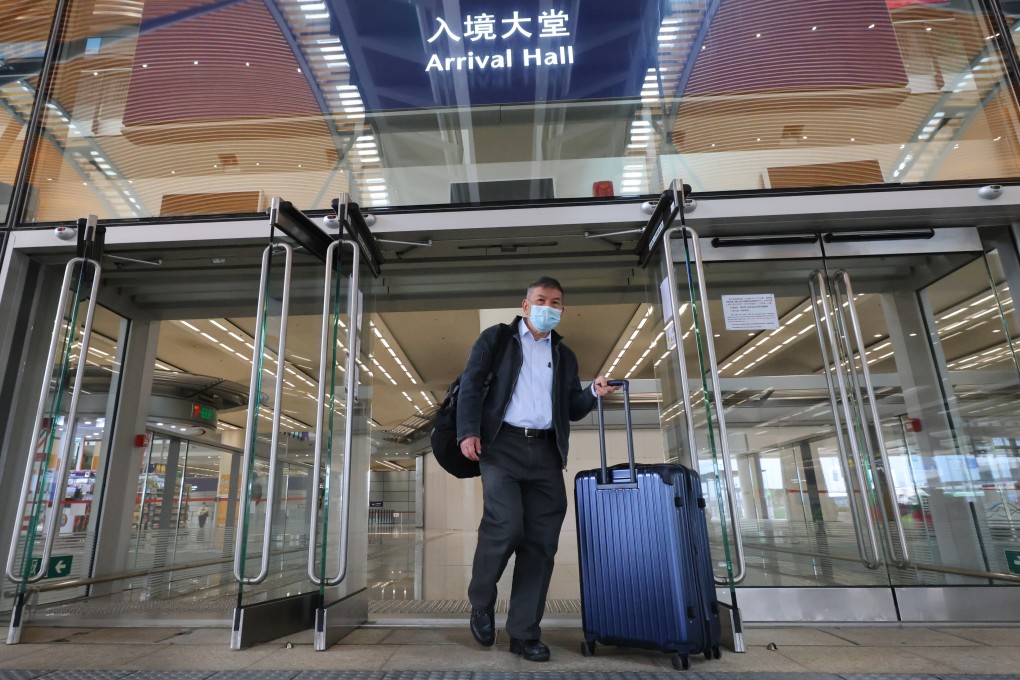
[468,429,567,640]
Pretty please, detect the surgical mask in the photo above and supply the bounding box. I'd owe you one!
[528,304,561,333]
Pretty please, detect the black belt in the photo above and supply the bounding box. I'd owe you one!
[502,423,555,439]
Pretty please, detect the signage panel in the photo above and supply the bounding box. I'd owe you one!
[28,555,74,579]
[327,0,667,110]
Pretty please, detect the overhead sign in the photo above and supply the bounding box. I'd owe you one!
[722,294,779,331]
[424,10,575,73]
[192,404,218,422]
[327,0,665,110]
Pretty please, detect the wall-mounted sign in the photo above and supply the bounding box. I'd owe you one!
[722,294,779,331]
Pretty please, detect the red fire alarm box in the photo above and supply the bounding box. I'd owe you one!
[592,181,614,197]
[904,418,922,433]
[134,434,151,448]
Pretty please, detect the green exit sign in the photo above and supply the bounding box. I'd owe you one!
[192,404,217,421]
[1006,550,1020,575]
[28,555,73,579]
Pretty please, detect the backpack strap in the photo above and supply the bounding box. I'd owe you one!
[481,321,515,394]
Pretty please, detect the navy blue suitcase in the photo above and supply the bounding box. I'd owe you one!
[575,380,721,670]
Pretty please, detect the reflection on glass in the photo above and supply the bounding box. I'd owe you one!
[0,0,58,224]
[6,0,1018,222]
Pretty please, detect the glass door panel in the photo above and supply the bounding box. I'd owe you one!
[11,300,125,613]
[235,240,300,605]
[646,219,1020,622]
[695,243,894,587]
[830,246,1020,586]
[312,236,372,650]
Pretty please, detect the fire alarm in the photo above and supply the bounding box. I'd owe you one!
[904,418,922,433]
[592,181,614,197]
[134,434,151,448]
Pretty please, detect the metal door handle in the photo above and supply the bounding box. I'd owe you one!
[660,235,699,471]
[661,218,746,585]
[309,239,360,586]
[808,271,881,570]
[682,226,746,585]
[6,257,101,583]
[832,271,911,568]
[234,239,292,585]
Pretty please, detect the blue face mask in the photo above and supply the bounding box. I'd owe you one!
[528,304,561,333]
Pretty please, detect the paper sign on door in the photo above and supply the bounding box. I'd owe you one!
[722,294,779,331]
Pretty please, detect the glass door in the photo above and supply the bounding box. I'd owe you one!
[821,235,1020,620]
[310,233,372,651]
[230,220,324,648]
[5,219,126,640]
[644,201,1020,622]
[231,197,376,649]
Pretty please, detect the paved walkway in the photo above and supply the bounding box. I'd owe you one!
[0,625,1017,675]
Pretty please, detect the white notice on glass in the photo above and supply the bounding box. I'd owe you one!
[722,294,779,331]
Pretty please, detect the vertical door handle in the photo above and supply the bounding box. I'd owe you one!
[661,222,746,585]
[6,257,101,583]
[808,271,881,569]
[234,240,292,585]
[832,271,911,568]
[660,232,699,470]
[309,239,360,586]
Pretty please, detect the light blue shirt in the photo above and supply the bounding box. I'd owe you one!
[503,322,554,429]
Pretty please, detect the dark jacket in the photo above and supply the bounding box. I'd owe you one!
[456,316,597,468]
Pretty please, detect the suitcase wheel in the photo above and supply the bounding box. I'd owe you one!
[671,653,690,671]
[704,649,712,660]
[713,646,722,659]
[580,640,596,657]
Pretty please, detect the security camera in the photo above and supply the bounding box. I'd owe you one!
[978,185,1003,200]
[640,201,656,215]
[683,198,697,213]
[322,214,342,230]
[54,226,77,241]
[363,213,377,227]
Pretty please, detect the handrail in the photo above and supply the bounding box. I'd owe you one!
[679,225,746,585]
[233,238,293,585]
[30,545,309,593]
[741,540,1020,585]
[807,271,878,570]
[308,238,360,586]
[834,270,911,568]
[7,254,101,584]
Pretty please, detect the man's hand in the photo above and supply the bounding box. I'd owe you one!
[592,375,622,398]
[460,436,482,462]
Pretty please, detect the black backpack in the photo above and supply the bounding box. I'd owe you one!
[430,323,514,478]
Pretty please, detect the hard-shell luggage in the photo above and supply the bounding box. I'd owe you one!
[574,379,721,670]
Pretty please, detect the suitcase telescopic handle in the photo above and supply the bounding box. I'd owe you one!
[597,379,637,486]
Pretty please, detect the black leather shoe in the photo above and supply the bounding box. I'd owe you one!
[509,637,550,662]
[469,608,495,647]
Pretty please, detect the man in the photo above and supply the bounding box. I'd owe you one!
[457,276,619,662]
